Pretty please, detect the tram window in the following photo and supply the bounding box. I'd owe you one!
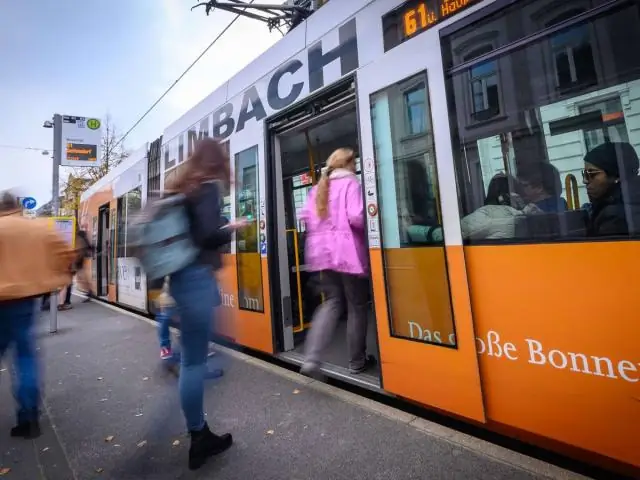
[370,72,456,347]
[219,140,232,254]
[116,188,142,258]
[443,0,640,243]
[235,145,264,312]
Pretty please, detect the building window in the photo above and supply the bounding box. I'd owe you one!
[404,86,427,134]
[235,145,264,312]
[369,72,456,347]
[464,45,500,122]
[580,98,629,152]
[547,11,597,92]
[470,60,500,120]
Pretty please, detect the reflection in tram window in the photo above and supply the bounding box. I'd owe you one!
[443,0,640,243]
[235,145,264,312]
[370,72,456,347]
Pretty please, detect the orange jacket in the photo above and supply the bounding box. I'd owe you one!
[0,210,76,301]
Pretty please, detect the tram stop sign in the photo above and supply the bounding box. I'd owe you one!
[22,197,37,210]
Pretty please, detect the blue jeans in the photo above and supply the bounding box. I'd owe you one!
[170,263,220,431]
[157,307,172,349]
[0,299,40,423]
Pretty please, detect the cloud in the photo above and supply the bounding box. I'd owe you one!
[155,0,283,122]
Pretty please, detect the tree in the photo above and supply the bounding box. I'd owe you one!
[59,115,129,217]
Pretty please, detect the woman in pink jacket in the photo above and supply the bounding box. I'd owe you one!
[299,148,374,376]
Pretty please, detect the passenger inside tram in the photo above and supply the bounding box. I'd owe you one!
[518,162,568,213]
[277,109,379,378]
[460,173,541,240]
[581,141,640,237]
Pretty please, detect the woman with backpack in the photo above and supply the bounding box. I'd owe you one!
[164,138,248,471]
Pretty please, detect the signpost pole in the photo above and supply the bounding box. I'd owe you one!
[50,113,62,334]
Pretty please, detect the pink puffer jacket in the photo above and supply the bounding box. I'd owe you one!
[299,169,368,276]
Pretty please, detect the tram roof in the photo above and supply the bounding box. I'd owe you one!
[80,142,149,202]
[161,0,373,143]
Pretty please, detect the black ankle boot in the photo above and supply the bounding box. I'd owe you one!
[188,422,232,470]
[10,420,41,439]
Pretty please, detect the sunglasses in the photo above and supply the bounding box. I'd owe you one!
[582,169,605,182]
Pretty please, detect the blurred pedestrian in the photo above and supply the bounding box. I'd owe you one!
[299,148,374,376]
[0,191,75,438]
[165,138,248,470]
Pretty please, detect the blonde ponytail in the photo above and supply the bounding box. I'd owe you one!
[314,148,356,219]
[315,172,331,218]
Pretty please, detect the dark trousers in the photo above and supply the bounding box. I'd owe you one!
[304,270,369,370]
[0,299,40,423]
[63,284,72,305]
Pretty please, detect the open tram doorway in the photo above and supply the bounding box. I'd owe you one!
[267,78,381,388]
[96,204,110,298]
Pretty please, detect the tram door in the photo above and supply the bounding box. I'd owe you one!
[268,79,382,382]
[96,204,110,297]
[355,30,486,421]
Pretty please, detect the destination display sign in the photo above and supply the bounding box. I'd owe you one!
[66,142,98,162]
[60,115,102,167]
[383,0,479,51]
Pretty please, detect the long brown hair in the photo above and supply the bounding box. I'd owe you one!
[165,137,231,195]
[315,147,356,218]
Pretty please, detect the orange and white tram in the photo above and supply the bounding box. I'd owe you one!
[80,0,640,476]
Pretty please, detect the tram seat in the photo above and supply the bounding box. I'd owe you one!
[514,210,588,241]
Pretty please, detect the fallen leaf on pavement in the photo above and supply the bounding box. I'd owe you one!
[0,468,11,475]
[105,436,114,442]
[266,430,275,435]
[137,440,147,448]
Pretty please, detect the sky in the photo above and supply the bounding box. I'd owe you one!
[0,0,283,207]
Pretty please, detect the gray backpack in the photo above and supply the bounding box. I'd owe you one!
[129,194,199,281]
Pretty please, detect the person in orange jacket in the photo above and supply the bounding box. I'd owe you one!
[0,191,76,438]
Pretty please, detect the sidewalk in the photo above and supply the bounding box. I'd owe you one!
[0,299,587,480]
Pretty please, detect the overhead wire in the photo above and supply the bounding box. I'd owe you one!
[0,144,49,152]
[115,0,257,149]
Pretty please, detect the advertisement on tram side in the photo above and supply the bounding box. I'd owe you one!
[116,257,147,311]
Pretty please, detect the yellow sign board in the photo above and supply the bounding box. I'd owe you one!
[49,216,76,248]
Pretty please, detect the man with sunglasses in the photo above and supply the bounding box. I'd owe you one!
[582,142,640,237]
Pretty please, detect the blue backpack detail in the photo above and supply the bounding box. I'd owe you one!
[130,194,199,281]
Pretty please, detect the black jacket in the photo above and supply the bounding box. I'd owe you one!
[587,177,640,237]
[186,181,231,271]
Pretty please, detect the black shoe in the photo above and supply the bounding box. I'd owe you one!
[10,420,41,439]
[349,355,377,375]
[188,422,232,470]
